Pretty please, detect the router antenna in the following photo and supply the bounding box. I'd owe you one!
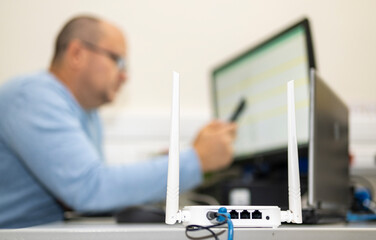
[165,71,180,224]
[287,80,303,223]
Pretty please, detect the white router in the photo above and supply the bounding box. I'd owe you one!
[165,71,302,228]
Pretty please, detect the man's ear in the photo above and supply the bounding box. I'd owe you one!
[65,39,86,70]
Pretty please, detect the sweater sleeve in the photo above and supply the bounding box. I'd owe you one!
[3,81,202,213]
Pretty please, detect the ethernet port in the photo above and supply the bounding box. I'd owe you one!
[252,210,262,219]
[230,210,239,219]
[240,210,250,219]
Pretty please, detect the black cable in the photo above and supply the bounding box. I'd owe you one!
[185,225,226,240]
[185,213,228,240]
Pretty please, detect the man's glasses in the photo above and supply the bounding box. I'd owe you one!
[81,40,126,71]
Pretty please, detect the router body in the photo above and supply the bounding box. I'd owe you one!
[165,72,301,228]
[180,205,282,228]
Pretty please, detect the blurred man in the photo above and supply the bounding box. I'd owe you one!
[0,15,236,228]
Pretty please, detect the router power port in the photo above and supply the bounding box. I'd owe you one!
[230,210,239,219]
[252,210,262,219]
[240,210,250,219]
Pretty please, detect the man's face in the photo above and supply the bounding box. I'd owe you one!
[81,23,127,107]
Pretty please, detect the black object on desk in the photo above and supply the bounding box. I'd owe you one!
[115,206,165,223]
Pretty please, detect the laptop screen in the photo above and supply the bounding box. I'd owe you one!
[212,19,315,162]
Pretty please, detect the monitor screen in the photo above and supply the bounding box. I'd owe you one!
[212,19,315,162]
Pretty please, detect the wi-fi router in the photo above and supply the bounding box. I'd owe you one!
[165,71,302,228]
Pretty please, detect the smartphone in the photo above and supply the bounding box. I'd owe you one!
[228,98,247,122]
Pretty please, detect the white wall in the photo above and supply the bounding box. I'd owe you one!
[1,0,375,164]
[1,0,375,114]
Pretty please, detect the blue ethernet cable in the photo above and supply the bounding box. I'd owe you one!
[217,207,234,240]
[185,207,234,240]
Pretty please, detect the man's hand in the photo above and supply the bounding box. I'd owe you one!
[193,120,237,173]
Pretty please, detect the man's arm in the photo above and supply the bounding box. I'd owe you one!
[3,82,201,213]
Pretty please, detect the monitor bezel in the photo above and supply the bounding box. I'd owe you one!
[211,18,316,164]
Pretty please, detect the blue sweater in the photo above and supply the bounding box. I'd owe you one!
[0,71,202,228]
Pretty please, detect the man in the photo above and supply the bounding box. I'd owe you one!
[0,16,236,228]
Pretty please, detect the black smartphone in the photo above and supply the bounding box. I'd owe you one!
[228,98,247,122]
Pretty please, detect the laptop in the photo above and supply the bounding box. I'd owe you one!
[305,68,350,223]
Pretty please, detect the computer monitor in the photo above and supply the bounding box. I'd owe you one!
[208,20,349,221]
[212,18,315,163]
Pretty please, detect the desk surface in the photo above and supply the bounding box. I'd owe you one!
[1,218,376,240]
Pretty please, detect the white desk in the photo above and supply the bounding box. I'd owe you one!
[1,218,376,240]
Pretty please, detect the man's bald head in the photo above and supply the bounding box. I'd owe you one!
[51,16,104,65]
[49,15,127,110]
